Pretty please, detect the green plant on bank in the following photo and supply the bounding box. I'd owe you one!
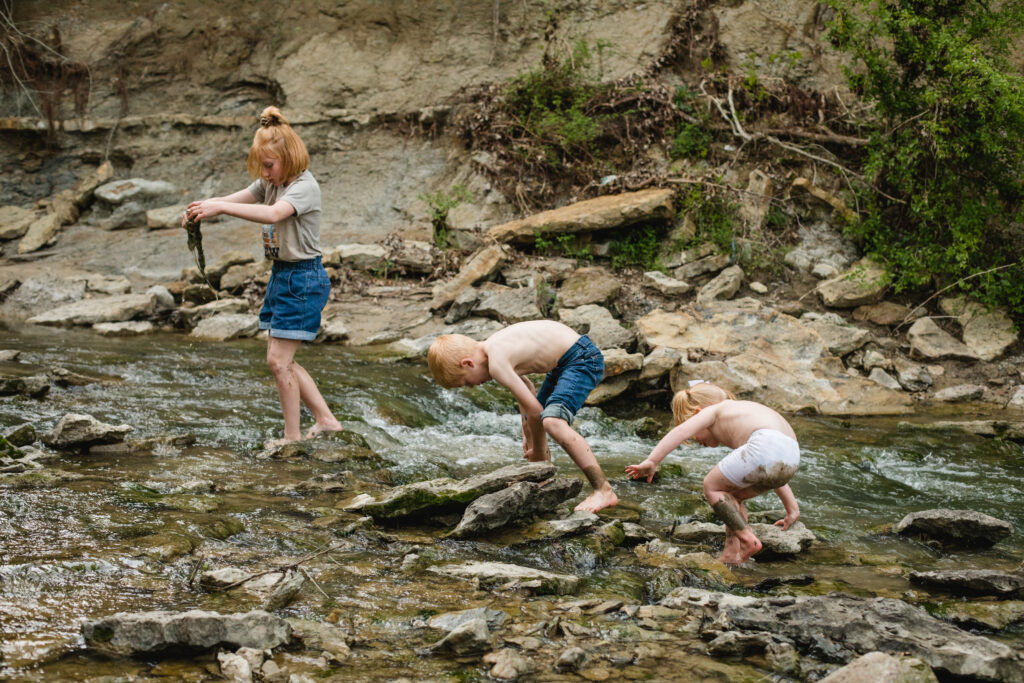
[677,187,738,255]
[670,85,713,160]
[609,225,665,271]
[370,258,396,280]
[418,184,472,249]
[533,229,594,264]
[828,0,1024,316]
[504,38,611,168]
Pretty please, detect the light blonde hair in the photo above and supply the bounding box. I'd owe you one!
[246,106,309,182]
[427,334,480,388]
[672,382,735,425]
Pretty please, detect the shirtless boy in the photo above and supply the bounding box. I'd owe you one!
[626,382,800,565]
[427,320,618,513]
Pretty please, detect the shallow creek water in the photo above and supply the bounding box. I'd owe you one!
[1,327,1022,680]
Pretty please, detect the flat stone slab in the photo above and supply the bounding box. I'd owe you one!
[429,561,581,595]
[27,293,157,327]
[82,609,291,655]
[909,570,1024,598]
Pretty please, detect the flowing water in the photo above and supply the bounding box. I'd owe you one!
[1,327,1022,680]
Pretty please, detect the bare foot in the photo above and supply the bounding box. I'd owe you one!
[305,421,344,439]
[573,487,619,513]
[718,534,762,566]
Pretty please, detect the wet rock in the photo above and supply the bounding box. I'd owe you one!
[894,509,1012,548]
[287,619,352,662]
[486,188,674,244]
[201,567,252,589]
[908,570,1024,598]
[427,617,492,655]
[260,569,306,611]
[819,651,938,683]
[43,412,132,450]
[634,541,737,584]
[429,561,581,595]
[344,461,556,519]
[449,478,583,538]
[931,600,1024,631]
[4,423,36,447]
[0,373,50,398]
[705,593,1023,682]
[556,646,588,671]
[81,609,292,655]
[706,630,776,656]
[27,292,158,327]
[94,320,156,336]
[816,259,888,308]
[483,647,536,679]
[428,607,509,633]
[669,521,815,557]
[516,510,600,542]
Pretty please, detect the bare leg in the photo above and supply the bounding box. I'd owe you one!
[543,417,618,513]
[267,337,304,443]
[704,466,762,565]
[292,362,343,438]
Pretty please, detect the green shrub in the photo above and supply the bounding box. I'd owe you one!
[828,0,1024,316]
[418,184,472,248]
[670,122,712,159]
[610,225,664,271]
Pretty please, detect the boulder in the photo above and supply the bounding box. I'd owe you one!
[557,266,621,309]
[894,509,1012,548]
[43,413,132,450]
[909,570,1024,598]
[27,293,157,327]
[344,462,556,519]
[448,478,583,538]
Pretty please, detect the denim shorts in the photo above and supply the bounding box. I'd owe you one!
[535,335,605,423]
[259,257,330,341]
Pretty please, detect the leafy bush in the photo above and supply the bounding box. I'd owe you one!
[670,122,712,159]
[609,225,665,271]
[828,0,1024,316]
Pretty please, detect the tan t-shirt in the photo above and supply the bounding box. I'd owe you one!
[247,170,322,262]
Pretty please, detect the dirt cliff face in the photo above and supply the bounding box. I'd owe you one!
[1,0,851,283]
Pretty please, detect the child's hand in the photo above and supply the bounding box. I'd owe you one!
[773,512,800,530]
[625,459,657,483]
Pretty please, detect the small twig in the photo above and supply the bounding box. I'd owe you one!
[300,567,331,599]
[211,541,349,592]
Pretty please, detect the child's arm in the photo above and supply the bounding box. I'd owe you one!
[625,409,716,483]
[187,191,296,224]
[490,362,547,458]
[772,484,799,530]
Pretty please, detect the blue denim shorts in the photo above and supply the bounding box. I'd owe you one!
[535,335,605,423]
[259,257,330,341]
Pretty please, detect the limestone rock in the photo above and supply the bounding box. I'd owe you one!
[816,259,888,308]
[190,313,260,341]
[81,609,291,655]
[907,318,978,361]
[27,293,157,327]
[487,188,674,243]
[43,413,132,450]
[895,509,1012,548]
[429,561,580,595]
[557,266,621,309]
[559,304,635,350]
[819,652,938,683]
[449,478,583,538]
[430,244,508,310]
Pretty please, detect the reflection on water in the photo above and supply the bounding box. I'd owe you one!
[1,327,1022,676]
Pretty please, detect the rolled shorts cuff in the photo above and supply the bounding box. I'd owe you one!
[268,327,317,341]
[540,402,573,423]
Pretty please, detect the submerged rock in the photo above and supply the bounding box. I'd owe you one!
[42,412,132,450]
[81,609,291,655]
[429,561,580,595]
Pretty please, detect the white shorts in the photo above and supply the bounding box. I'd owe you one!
[717,428,800,491]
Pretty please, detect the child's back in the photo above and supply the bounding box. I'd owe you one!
[699,400,797,450]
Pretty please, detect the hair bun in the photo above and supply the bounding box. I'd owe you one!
[259,115,279,128]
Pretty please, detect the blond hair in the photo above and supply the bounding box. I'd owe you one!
[427,334,480,388]
[246,106,309,182]
[672,382,735,425]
